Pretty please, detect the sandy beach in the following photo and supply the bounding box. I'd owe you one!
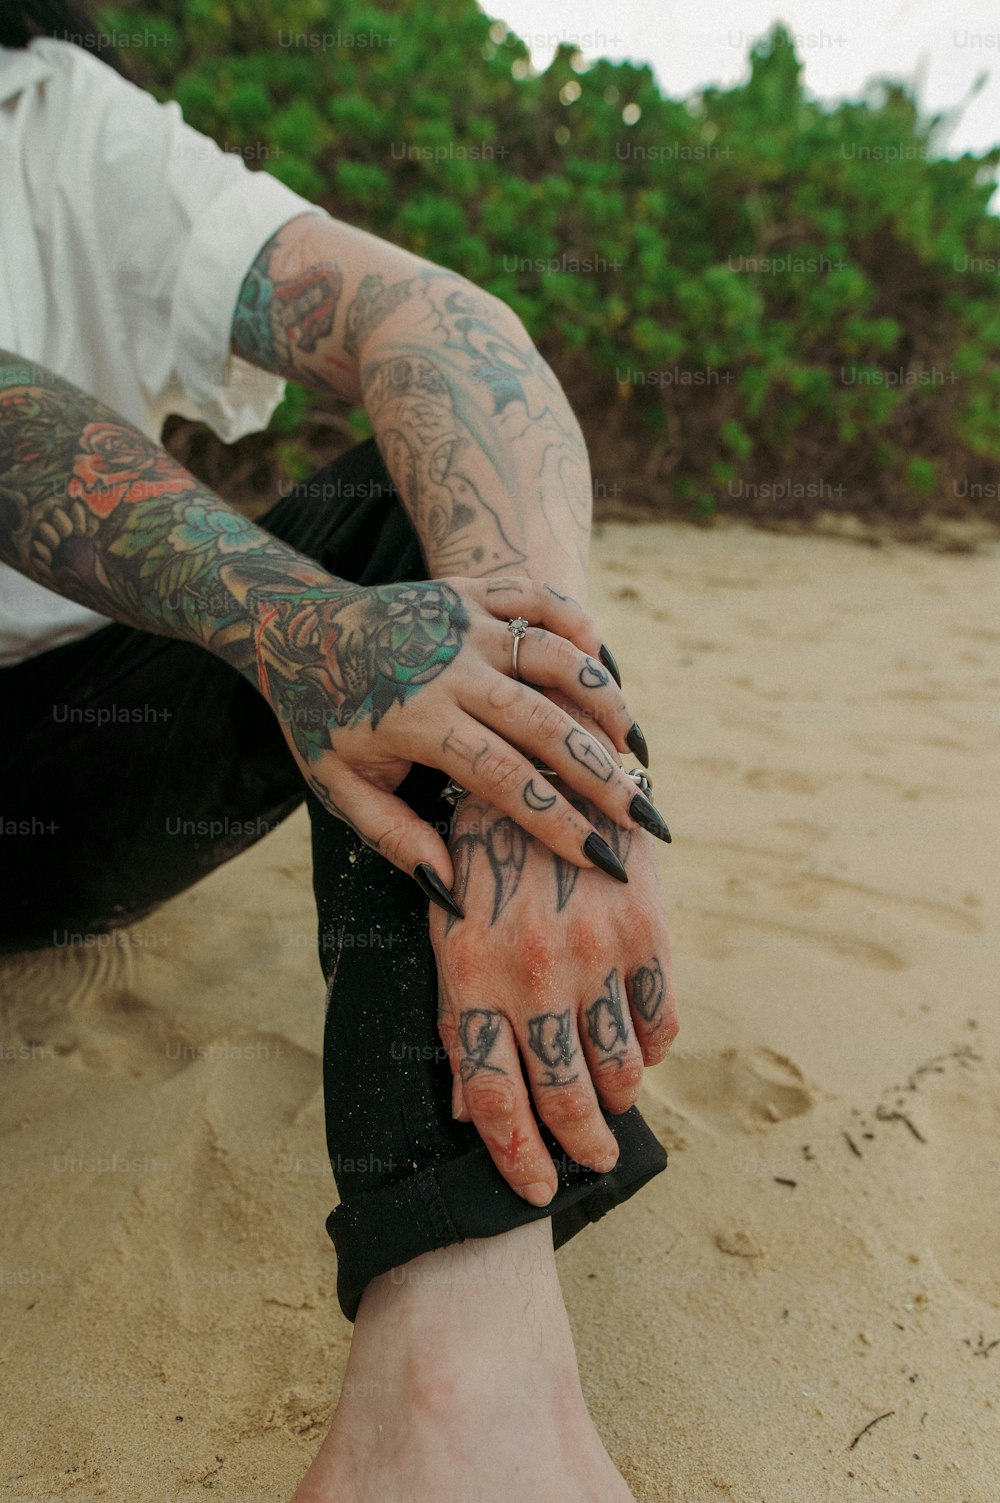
[1,518,998,1503]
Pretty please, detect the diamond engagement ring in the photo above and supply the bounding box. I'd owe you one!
[506,616,529,680]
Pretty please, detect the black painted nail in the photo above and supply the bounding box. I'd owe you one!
[583,832,628,883]
[626,721,650,768]
[413,861,465,919]
[629,792,672,844]
[599,643,622,688]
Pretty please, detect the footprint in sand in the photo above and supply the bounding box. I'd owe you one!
[921,1059,1000,1305]
[1,946,204,1083]
[72,985,198,1080]
[648,1045,813,1135]
[0,937,134,1013]
[2,946,143,1067]
[840,1046,998,1303]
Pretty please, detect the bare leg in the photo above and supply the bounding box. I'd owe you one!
[291,1220,637,1503]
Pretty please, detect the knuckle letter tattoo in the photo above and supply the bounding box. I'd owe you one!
[527,1009,579,1087]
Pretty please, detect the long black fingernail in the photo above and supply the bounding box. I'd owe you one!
[626,722,650,768]
[629,792,672,844]
[583,832,628,883]
[599,643,622,688]
[413,861,465,919]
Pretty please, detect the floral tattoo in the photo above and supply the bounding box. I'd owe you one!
[0,357,468,762]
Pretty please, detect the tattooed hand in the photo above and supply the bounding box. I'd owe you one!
[431,767,679,1202]
[0,354,661,909]
[236,569,666,907]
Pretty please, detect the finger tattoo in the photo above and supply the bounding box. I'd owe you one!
[523,777,557,812]
[564,725,614,782]
[578,659,609,690]
[458,1008,506,1079]
[631,957,666,1027]
[527,1009,579,1086]
[585,969,630,1066]
[443,726,490,770]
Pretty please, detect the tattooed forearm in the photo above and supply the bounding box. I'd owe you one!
[0,353,468,768]
[354,275,587,504]
[363,353,526,576]
[0,355,322,661]
[457,1008,506,1080]
[585,970,630,1067]
[230,215,594,590]
[356,276,592,580]
[344,272,417,357]
[527,1009,579,1087]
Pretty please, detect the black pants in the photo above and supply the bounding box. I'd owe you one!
[0,438,667,1321]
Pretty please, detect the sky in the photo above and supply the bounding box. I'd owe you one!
[487,0,1000,185]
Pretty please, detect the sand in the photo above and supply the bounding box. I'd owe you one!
[1,519,998,1503]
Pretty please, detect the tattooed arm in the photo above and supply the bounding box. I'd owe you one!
[228,217,682,1186]
[231,214,593,604]
[0,351,651,895]
[230,219,660,803]
[0,354,338,667]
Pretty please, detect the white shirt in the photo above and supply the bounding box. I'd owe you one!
[0,37,324,664]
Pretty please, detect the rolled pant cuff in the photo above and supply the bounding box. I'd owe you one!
[326,1105,668,1322]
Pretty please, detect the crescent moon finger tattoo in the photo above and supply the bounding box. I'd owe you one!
[523,777,557,812]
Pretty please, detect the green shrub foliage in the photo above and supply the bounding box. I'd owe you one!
[107,3,1000,525]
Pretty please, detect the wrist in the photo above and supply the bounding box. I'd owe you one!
[206,550,356,695]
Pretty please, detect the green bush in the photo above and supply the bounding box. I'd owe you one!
[108,2,1000,527]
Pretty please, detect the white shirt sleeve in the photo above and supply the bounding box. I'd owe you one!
[20,38,328,443]
[0,37,334,663]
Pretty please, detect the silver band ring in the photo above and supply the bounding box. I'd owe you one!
[506,616,529,681]
[439,777,471,808]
